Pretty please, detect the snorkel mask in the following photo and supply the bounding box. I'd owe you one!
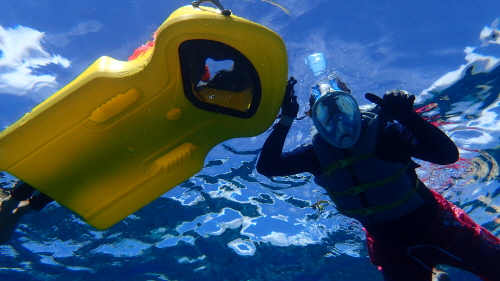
[311,78,362,148]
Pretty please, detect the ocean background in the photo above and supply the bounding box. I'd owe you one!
[1,0,500,280]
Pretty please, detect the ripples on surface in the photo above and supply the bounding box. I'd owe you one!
[1,20,500,281]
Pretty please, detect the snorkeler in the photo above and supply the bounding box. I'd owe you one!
[0,181,53,244]
[256,77,500,281]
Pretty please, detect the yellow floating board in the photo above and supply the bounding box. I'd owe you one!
[0,5,288,229]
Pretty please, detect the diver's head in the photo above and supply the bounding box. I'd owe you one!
[310,81,361,149]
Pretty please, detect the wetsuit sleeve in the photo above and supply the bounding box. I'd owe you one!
[397,112,459,165]
[256,123,322,177]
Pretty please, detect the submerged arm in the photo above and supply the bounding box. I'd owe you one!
[256,121,320,177]
[398,113,459,165]
[367,90,458,165]
[257,77,321,177]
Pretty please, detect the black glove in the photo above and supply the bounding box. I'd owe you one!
[281,77,299,118]
[365,89,415,120]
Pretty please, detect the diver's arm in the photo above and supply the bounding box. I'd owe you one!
[257,76,322,176]
[256,122,291,176]
[257,76,321,176]
[256,122,321,177]
[366,90,458,165]
[397,113,459,165]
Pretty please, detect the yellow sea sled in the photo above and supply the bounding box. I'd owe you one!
[0,5,288,229]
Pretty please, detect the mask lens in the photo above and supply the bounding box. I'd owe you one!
[312,92,361,148]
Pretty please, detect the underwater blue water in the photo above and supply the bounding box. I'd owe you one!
[1,1,500,280]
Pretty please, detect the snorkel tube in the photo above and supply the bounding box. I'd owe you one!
[306,53,362,148]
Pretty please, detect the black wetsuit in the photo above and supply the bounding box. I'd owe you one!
[256,112,459,246]
[10,182,53,210]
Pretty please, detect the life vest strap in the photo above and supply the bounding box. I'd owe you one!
[328,161,411,197]
[333,179,420,216]
[322,153,375,177]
